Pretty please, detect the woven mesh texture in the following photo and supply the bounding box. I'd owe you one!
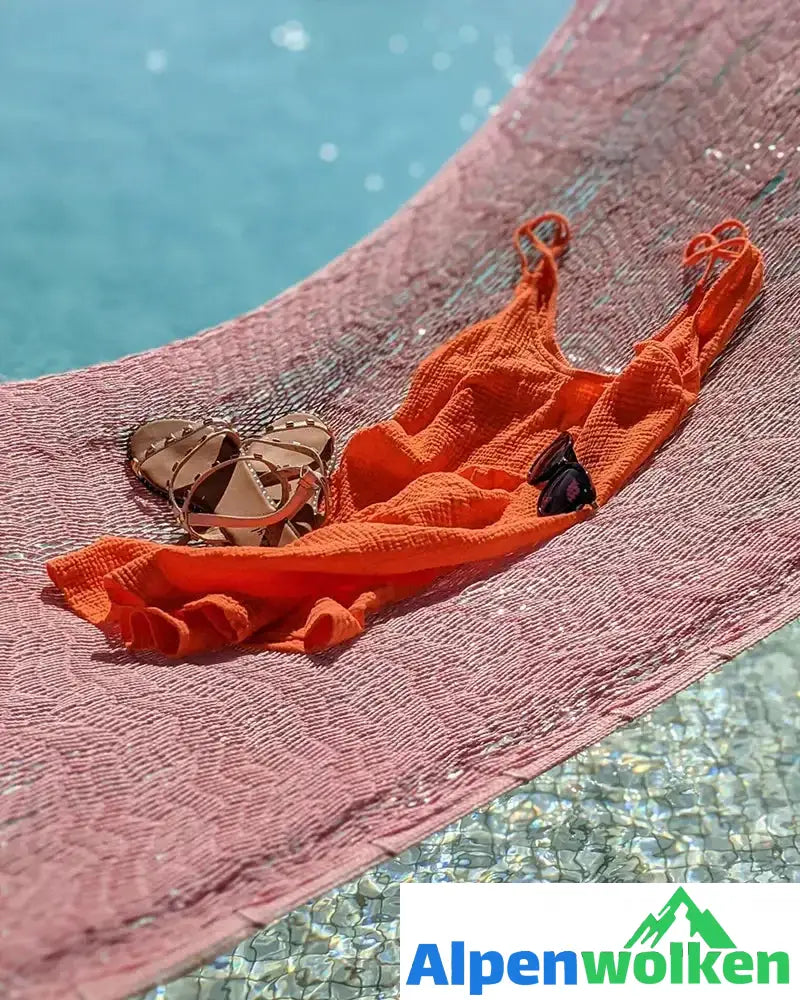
[1,0,799,996]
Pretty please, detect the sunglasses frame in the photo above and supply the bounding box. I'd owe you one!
[528,431,597,516]
[527,431,578,486]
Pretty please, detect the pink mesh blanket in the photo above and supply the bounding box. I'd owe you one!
[2,1,799,996]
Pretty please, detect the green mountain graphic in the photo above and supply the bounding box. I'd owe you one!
[625,888,736,950]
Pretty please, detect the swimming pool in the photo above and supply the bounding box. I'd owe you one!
[0,0,569,379]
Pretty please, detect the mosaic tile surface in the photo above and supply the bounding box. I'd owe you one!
[141,621,800,999]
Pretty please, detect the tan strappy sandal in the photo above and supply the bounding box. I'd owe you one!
[245,411,334,536]
[172,450,330,546]
[128,414,333,547]
[128,418,240,505]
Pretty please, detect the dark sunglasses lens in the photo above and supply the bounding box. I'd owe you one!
[528,431,577,486]
[537,463,596,516]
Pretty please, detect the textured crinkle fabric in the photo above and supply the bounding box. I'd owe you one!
[46,215,764,656]
[2,1,800,997]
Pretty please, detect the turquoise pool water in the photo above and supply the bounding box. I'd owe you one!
[0,0,569,380]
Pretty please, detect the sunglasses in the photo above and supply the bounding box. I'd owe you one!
[528,431,597,516]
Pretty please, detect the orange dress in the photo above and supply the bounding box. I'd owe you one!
[48,215,764,656]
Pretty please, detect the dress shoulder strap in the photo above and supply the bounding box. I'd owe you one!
[512,212,570,307]
[655,218,764,382]
[682,218,751,285]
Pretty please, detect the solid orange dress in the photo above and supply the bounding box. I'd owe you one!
[48,214,764,656]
